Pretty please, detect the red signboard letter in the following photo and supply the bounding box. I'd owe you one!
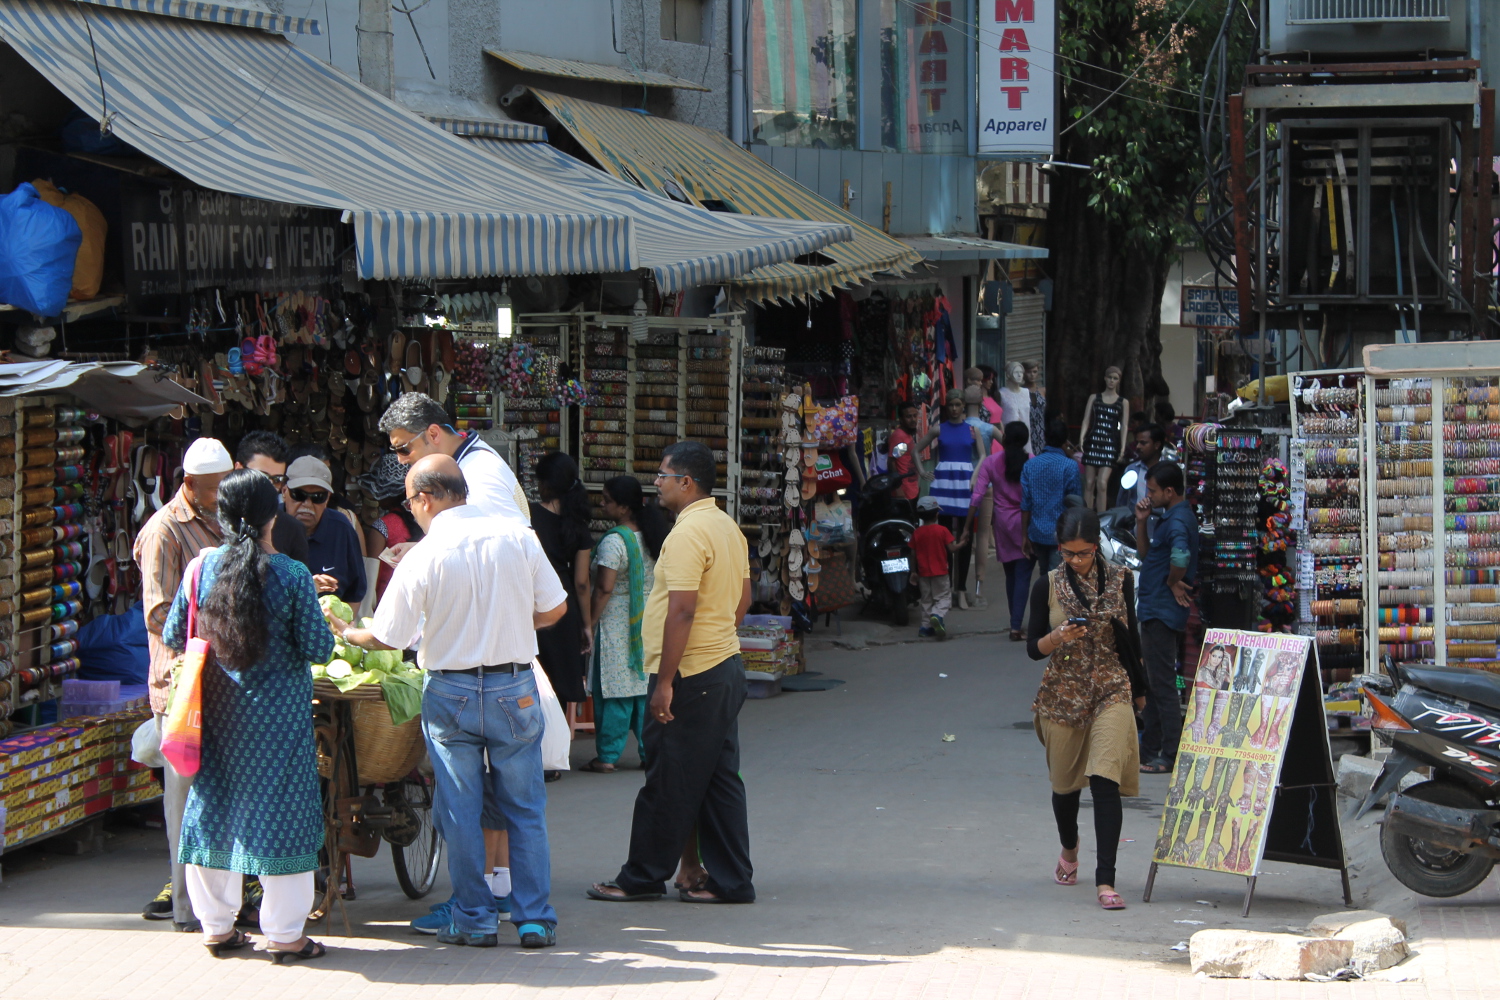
[920,60,948,83]
[995,0,1035,22]
[918,30,949,54]
[1000,86,1028,109]
[1000,57,1029,80]
[922,89,948,112]
[998,28,1030,50]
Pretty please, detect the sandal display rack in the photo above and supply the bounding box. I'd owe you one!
[1363,345,1500,673]
[1290,372,1369,729]
[737,345,788,531]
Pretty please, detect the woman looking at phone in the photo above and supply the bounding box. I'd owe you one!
[1026,507,1145,910]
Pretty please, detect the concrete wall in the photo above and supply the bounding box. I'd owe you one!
[1158,249,1214,417]
[292,0,728,129]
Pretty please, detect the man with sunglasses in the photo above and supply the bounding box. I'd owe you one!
[378,393,529,522]
[233,431,308,565]
[284,455,366,605]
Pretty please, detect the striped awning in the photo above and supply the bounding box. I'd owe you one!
[522,89,925,302]
[425,115,546,141]
[469,138,852,291]
[486,50,710,92]
[0,0,848,288]
[76,0,317,34]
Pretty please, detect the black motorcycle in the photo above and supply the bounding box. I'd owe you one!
[1356,661,1500,897]
[857,445,917,627]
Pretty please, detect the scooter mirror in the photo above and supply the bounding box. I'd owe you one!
[1120,469,1139,491]
[891,442,909,459]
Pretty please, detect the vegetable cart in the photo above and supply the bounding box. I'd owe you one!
[310,676,441,921]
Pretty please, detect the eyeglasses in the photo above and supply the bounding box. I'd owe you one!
[1060,546,1096,562]
[289,488,330,505]
[655,470,690,482]
[402,491,429,511]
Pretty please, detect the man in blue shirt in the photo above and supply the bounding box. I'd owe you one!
[1115,423,1165,509]
[1133,461,1198,772]
[285,455,367,606]
[1020,416,1083,571]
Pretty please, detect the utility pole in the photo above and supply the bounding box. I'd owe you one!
[357,0,394,98]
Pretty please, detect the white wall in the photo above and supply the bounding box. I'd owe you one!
[1158,248,1216,416]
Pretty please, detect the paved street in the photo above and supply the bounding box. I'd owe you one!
[0,596,1491,998]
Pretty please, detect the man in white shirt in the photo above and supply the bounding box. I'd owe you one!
[330,455,566,949]
[378,392,530,522]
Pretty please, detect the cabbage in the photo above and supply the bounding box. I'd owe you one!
[319,594,354,622]
[324,659,354,679]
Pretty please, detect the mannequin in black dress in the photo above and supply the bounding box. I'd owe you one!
[532,453,593,719]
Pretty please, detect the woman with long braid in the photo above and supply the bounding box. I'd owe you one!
[163,469,336,963]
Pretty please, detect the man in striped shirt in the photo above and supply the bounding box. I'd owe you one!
[134,437,231,930]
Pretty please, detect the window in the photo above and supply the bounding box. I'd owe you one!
[879,0,969,154]
[662,0,706,44]
[749,0,859,149]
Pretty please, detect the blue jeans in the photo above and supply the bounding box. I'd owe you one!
[1002,557,1036,631]
[422,669,556,933]
[1031,543,1060,572]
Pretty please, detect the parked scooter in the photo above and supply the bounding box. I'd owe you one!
[1098,469,1142,575]
[857,443,917,627]
[1355,660,1500,897]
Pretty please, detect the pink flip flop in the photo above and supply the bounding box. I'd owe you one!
[1097,890,1127,910]
[1054,853,1079,886]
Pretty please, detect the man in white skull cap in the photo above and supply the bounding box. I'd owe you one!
[135,437,233,929]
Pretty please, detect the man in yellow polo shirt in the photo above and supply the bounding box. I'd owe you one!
[587,441,754,905]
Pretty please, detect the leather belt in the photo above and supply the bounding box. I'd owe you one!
[447,662,531,676]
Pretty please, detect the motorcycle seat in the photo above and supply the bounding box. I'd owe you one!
[1402,666,1500,713]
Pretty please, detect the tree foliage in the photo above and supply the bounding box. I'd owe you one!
[1044,0,1253,425]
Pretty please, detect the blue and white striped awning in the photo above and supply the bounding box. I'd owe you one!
[469,138,853,291]
[0,0,849,288]
[425,115,546,141]
[76,0,318,34]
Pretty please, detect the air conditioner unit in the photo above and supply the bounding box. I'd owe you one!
[1269,0,1469,57]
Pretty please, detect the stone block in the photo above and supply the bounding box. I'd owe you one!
[1307,911,1409,974]
[1189,929,1353,980]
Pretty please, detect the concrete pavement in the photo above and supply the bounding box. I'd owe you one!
[0,594,1489,998]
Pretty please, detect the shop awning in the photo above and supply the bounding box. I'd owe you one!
[897,236,1047,261]
[0,360,210,418]
[469,138,850,290]
[425,115,547,141]
[74,0,318,34]
[518,89,924,302]
[0,0,849,289]
[486,50,710,91]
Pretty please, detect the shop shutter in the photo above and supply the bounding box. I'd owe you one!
[1004,291,1047,375]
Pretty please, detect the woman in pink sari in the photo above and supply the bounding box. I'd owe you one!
[965,422,1034,640]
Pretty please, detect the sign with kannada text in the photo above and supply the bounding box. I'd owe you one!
[977,0,1055,157]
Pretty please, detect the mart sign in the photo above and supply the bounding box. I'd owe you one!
[978,0,1054,157]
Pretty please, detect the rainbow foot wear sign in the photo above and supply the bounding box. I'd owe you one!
[1152,630,1314,876]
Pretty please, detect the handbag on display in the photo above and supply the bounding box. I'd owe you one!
[160,556,208,777]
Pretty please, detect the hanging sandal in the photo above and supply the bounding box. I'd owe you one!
[204,929,253,958]
[268,938,326,964]
[1097,889,1127,910]
[1054,852,1079,886]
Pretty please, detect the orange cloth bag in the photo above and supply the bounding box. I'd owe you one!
[161,556,208,777]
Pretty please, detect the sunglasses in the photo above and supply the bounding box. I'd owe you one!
[265,474,289,487]
[390,434,421,457]
[289,488,330,505]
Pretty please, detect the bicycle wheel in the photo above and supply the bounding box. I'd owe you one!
[389,772,442,899]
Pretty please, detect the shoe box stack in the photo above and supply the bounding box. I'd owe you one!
[737,613,802,693]
[0,706,161,850]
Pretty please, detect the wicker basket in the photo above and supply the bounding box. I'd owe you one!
[314,682,424,785]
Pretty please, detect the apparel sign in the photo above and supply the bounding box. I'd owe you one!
[120,178,348,304]
[1145,628,1350,914]
[977,0,1055,157]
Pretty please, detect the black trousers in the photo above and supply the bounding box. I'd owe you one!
[1140,619,1184,763]
[1052,775,1123,887]
[614,655,754,902]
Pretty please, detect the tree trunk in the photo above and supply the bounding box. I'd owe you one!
[1045,174,1172,434]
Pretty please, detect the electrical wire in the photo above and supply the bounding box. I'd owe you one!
[1057,0,1208,137]
[71,0,321,145]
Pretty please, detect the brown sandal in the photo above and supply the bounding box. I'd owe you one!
[582,758,617,773]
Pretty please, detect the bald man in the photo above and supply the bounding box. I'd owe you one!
[331,454,568,949]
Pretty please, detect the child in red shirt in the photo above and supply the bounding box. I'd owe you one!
[912,496,963,639]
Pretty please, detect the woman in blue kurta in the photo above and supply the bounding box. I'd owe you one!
[163,469,335,962]
[914,390,992,607]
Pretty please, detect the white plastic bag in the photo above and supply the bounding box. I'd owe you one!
[531,659,570,771]
[131,717,165,769]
